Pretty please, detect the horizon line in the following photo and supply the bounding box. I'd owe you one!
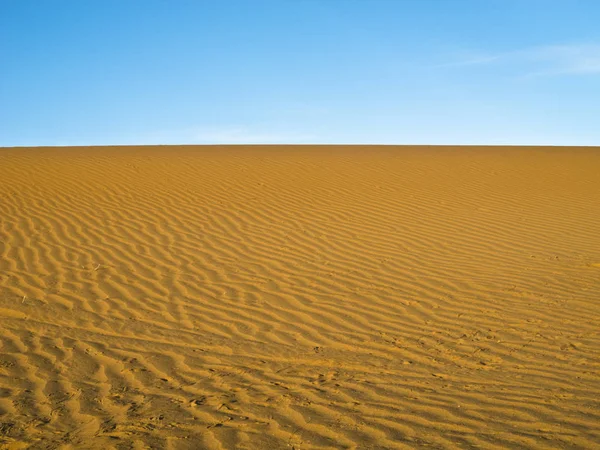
[2,143,600,149]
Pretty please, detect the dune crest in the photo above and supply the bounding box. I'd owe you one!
[1,145,599,449]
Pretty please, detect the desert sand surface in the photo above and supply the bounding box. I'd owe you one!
[0,145,599,449]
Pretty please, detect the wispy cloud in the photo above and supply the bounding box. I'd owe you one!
[526,44,600,76]
[434,52,504,68]
[439,43,600,77]
[15,126,318,147]
[111,125,318,146]
[189,126,316,145]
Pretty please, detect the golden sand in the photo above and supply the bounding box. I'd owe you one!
[0,145,599,449]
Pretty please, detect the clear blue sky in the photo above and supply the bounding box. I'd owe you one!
[2,0,599,146]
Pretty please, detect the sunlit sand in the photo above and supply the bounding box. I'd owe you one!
[1,145,599,449]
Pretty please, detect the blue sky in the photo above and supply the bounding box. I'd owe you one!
[2,0,599,146]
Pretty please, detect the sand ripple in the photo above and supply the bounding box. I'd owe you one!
[1,146,599,449]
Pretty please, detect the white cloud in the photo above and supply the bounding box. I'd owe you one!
[434,52,504,68]
[8,126,318,147]
[526,44,600,76]
[189,126,316,144]
[440,43,600,77]
[97,125,317,146]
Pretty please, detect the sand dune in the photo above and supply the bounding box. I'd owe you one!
[0,145,599,449]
